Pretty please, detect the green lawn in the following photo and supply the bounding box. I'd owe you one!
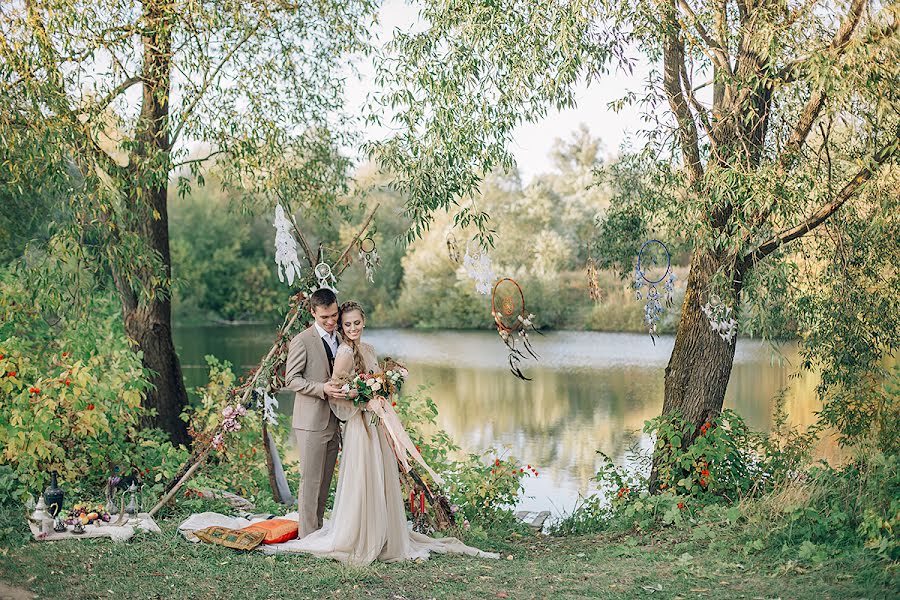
[1,510,895,599]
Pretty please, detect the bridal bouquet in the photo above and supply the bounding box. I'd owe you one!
[349,364,407,407]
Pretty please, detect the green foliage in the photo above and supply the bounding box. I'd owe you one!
[0,272,189,505]
[742,452,900,565]
[551,411,898,572]
[648,409,765,501]
[367,0,612,245]
[169,182,285,322]
[792,173,900,450]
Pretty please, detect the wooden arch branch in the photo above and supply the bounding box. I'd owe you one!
[150,202,381,516]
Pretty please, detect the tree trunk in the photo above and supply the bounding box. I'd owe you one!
[123,296,191,447]
[113,0,190,447]
[650,248,738,487]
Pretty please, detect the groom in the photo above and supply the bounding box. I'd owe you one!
[283,288,347,538]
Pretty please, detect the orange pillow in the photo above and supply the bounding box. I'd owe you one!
[241,518,299,544]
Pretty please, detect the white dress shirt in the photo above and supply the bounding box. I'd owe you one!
[314,322,339,356]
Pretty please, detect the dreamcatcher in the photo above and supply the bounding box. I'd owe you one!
[491,278,540,380]
[358,237,380,283]
[632,240,676,345]
[314,262,338,293]
[446,232,461,263]
[586,255,602,304]
[463,241,497,295]
[701,294,738,343]
[273,205,303,285]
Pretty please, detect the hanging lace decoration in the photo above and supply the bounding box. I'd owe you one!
[273,205,303,285]
[463,242,497,295]
[633,239,676,345]
[701,294,738,343]
[358,237,380,283]
[586,256,602,304]
[446,232,461,263]
[314,262,338,293]
[253,386,279,426]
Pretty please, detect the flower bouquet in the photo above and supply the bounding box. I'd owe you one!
[331,358,408,408]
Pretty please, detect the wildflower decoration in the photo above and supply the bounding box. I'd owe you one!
[701,294,738,343]
[632,239,676,345]
[314,261,338,293]
[211,403,248,450]
[273,205,303,285]
[463,241,497,295]
[491,278,540,380]
[357,236,380,283]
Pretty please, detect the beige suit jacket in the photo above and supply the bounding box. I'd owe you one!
[284,325,333,431]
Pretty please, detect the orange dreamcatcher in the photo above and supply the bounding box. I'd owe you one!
[491,278,540,380]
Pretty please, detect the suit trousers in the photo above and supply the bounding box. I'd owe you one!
[295,413,341,538]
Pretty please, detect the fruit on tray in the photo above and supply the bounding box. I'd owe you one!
[64,503,111,526]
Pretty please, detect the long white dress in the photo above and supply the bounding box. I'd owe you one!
[265,341,498,565]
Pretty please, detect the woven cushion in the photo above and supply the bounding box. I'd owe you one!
[242,518,299,544]
[194,526,265,551]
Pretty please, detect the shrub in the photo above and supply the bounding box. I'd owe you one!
[551,407,818,534]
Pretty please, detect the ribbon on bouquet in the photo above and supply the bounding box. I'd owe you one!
[368,395,444,487]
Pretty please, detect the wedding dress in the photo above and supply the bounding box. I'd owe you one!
[264,341,498,565]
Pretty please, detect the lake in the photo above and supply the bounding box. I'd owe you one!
[174,325,830,518]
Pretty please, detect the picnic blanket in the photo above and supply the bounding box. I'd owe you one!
[178,511,300,543]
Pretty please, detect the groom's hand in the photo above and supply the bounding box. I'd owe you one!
[324,382,348,400]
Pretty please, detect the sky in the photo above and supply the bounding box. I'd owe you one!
[343,0,654,184]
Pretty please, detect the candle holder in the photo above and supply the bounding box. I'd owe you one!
[125,483,138,516]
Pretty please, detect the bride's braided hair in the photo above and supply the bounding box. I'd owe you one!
[338,300,368,373]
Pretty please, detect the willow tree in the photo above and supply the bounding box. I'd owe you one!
[1,0,375,444]
[371,1,899,458]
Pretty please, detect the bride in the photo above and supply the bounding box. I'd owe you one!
[267,300,498,565]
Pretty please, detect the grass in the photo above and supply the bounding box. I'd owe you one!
[1,507,895,599]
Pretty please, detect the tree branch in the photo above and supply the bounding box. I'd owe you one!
[663,1,704,184]
[779,0,866,163]
[167,20,263,150]
[679,58,713,139]
[677,0,732,76]
[23,0,125,179]
[778,1,894,84]
[91,76,143,116]
[740,134,899,272]
[172,148,226,170]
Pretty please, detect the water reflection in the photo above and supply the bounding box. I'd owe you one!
[174,326,827,516]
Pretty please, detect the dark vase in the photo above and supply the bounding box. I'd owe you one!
[43,470,64,517]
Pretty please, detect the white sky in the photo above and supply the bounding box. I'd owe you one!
[344,0,653,184]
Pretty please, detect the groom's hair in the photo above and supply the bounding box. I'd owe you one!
[310,288,337,310]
